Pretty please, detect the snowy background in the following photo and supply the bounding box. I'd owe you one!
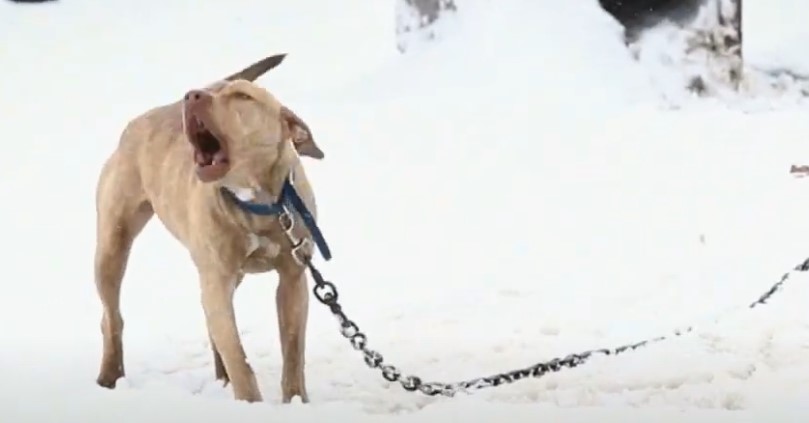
[2,0,809,421]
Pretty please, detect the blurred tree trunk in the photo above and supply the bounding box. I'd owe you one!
[717,0,743,84]
[724,0,742,59]
[395,0,457,53]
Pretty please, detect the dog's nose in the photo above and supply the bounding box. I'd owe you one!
[183,89,211,105]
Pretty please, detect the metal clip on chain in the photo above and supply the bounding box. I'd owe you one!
[279,206,311,267]
[278,205,808,397]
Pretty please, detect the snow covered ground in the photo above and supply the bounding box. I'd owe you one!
[2,0,809,421]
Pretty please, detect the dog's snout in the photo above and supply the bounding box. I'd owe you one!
[183,89,211,105]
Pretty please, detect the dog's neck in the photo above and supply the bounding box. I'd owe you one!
[220,183,274,206]
[220,167,293,211]
[221,140,300,202]
[217,140,301,222]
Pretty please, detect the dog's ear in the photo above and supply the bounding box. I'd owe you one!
[281,106,324,160]
[224,53,286,82]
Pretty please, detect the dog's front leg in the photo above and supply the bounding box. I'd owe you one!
[200,268,263,402]
[210,273,245,386]
[276,259,310,403]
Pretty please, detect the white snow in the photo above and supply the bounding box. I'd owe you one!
[3,0,809,421]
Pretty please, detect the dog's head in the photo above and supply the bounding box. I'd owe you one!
[181,79,323,184]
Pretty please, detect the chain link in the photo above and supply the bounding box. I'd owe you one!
[278,207,809,397]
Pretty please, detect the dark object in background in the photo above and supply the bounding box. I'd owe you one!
[599,0,706,39]
[403,0,457,28]
[396,0,458,53]
[601,0,744,88]
[5,0,58,3]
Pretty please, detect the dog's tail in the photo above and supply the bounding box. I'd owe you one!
[224,53,287,82]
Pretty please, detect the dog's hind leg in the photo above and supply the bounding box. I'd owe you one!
[211,273,244,385]
[93,158,153,389]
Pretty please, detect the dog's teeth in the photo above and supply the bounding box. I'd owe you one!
[212,151,228,165]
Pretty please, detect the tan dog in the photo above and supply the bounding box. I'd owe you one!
[93,54,325,403]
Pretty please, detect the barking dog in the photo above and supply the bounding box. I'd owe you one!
[93,54,324,403]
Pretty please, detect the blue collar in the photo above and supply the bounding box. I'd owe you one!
[220,176,332,261]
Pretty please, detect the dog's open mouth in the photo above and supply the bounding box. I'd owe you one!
[186,114,230,182]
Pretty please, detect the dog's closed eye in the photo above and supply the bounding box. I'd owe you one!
[232,92,252,101]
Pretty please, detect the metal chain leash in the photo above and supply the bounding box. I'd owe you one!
[278,205,809,397]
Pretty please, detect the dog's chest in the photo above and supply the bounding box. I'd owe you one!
[241,232,282,274]
[224,185,288,273]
